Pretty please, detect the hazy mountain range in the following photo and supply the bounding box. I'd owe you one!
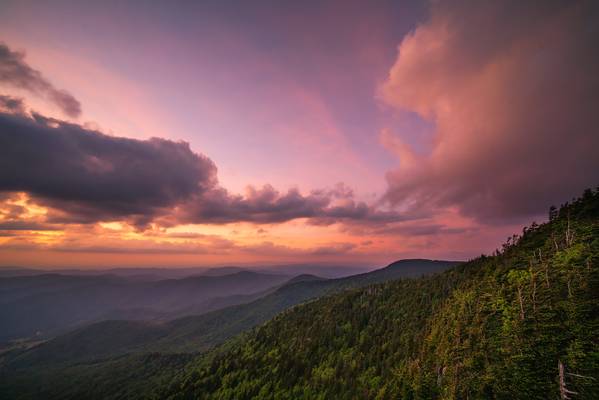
[2,259,457,368]
[0,270,292,341]
[0,261,444,343]
[0,264,371,280]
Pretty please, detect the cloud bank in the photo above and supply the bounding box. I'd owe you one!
[380,0,599,224]
[177,183,403,225]
[0,110,402,227]
[0,42,81,118]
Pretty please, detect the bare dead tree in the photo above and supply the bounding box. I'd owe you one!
[570,231,575,245]
[529,264,537,315]
[567,275,573,298]
[566,372,596,381]
[559,360,579,400]
[517,284,525,321]
[566,210,574,247]
[508,270,528,321]
[538,249,551,288]
[436,365,444,386]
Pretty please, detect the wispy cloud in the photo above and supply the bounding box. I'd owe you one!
[0,43,81,118]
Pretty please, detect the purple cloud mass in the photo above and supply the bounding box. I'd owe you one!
[0,109,403,227]
[0,110,216,226]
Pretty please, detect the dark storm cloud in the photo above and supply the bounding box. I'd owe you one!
[0,42,81,118]
[0,111,217,225]
[0,111,403,227]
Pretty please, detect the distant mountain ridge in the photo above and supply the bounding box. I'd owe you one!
[3,259,457,367]
[0,271,291,341]
[0,263,371,280]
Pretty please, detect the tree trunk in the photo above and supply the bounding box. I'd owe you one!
[517,287,525,320]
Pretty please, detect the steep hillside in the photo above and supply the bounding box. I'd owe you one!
[159,189,599,399]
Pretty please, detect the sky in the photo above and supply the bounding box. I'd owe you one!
[0,0,598,268]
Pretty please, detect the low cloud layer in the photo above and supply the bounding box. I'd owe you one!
[178,184,403,225]
[0,42,81,117]
[380,0,599,224]
[0,110,402,227]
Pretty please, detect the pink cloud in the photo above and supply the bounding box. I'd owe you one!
[379,0,599,224]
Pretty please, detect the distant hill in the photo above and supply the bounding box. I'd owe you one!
[0,267,45,278]
[283,274,327,285]
[0,266,207,280]
[197,266,254,276]
[3,259,457,367]
[261,264,372,278]
[0,263,371,280]
[0,271,291,342]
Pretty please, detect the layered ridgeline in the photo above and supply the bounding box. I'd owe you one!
[159,189,599,399]
[1,260,455,362]
[0,264,373,343]
[0,271,294,341]
[0,260,456,398]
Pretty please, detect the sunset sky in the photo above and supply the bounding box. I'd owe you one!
[1,0,598,268]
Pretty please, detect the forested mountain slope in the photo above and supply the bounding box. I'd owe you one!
[161,189,599,399]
